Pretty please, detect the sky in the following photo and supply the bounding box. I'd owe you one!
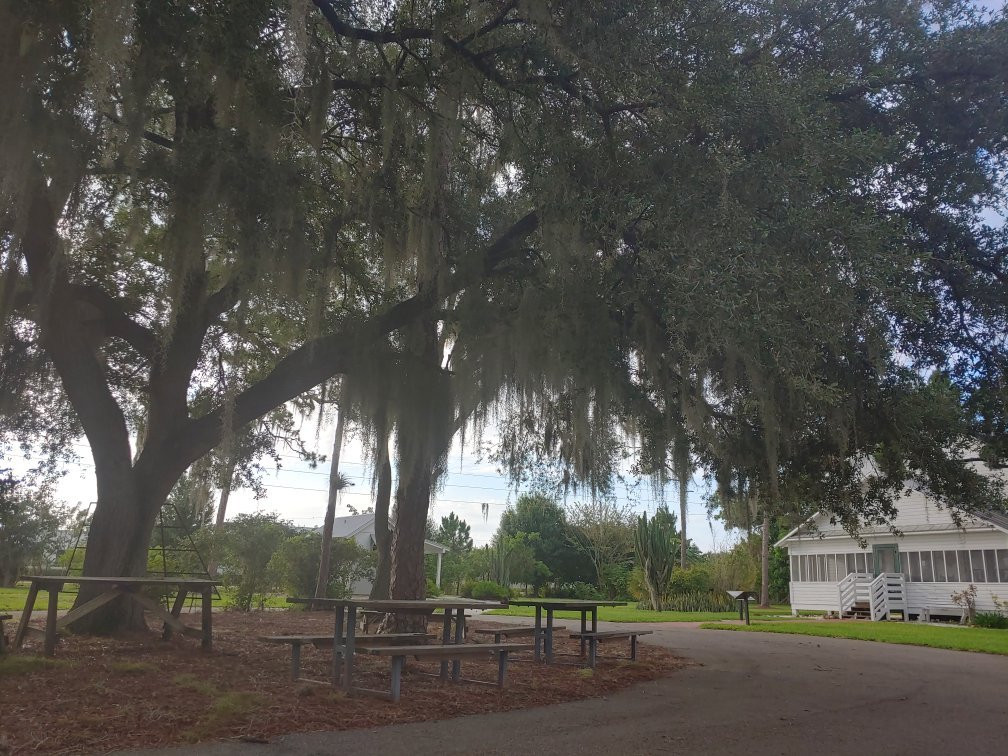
[49,419,735,552]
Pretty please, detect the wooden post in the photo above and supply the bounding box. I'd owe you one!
[343,605,357,693]
[497,650,508,687]
[44,586,60,656]
[631,634,638,661]
[579,610,587,657]
[390,655,404,703]
[451,608,464,681]
[534,605,542,662]
[440,610,451,680]
[201,588,213,650]
[290,640,302,680]
[545,609,554,663]
[164,589,188,640]
[13,581,40,649]
[332,605,345,687]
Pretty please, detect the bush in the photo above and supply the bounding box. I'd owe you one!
[668,566,712,593]
[467,580,510,601]
[549,581,602,600]
[639,589,735,613]
[426,577,442,597]
[216,513,292,610]
[973,611,1008,629]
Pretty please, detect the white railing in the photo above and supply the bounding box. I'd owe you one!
[883,573,906,619]
[838,572,858,616]
[868,573,889,621]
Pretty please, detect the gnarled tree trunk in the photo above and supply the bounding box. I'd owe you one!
[370,447,393,600]
[315,407,346,599]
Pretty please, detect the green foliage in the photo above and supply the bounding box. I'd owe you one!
[425,577,442,597]
[704,542,760,593]
[465,580,510,601]
[656,590,736,613]
[215,513,292,611]
[269,532,374,600]
[633,509,678,610]
[668,566,713,593]
[550,582,603,601]
[973,612,1008,630]
[0,470,71,586]
[766,546,791,604]
[497,495,590,584]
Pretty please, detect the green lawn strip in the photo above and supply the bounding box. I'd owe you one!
[485,604,792,623]
[701,620,1008,656]
[0,584,288,612]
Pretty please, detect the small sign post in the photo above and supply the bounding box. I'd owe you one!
[726,590,757,625]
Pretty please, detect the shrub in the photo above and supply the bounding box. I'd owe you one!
[668,566,712,593]
[640,589,735,613]
[550,581,602,600]
[973,611,1008,629]
[426,578,442,597]
[216,513,292,610]
[468,580,510,601]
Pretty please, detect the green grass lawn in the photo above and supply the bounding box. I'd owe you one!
[0,583,287,612]
[702,620,1008,656]
[485,603,793,623]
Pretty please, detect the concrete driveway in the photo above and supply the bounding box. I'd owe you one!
[132,618,1008,755]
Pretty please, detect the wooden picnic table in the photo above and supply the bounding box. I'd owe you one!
[286,596,506,694]
[506,598,627,663]
[14,575,219,656]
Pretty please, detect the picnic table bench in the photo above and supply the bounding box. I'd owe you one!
[260,632,427,681]
[286,596,506,698]
[0,613,11,653]
[569,629,653,667]
[357,642,532,702]
[15,575,219,656]
[506,598,628,664]
[472,625,566,644]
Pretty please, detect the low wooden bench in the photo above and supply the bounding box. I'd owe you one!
[569,629,653,667]
[357,642,532,702]
[260,633,427,680]
[0,614,12,653]
[472,625,565,643]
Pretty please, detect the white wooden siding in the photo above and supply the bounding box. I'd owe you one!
[786,530,1007,556]
[791,580,1004,612]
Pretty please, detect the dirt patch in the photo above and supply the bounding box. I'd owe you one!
[0,611,684,754]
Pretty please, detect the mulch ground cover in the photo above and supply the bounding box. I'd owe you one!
[0,610,685,754]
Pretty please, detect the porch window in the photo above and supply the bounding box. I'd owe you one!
[817,554,826,582]
[957,551,972,583]
[827,554,838,582]
[997,550,1008,583]
[932,551,947,582]
[944,551,959,582]
[855,553,867,573]
[970,550,987,582]
[791,555,799,581]
[983,550,998,584]
[920,551,934,582]
[907,551,921,582]
[845,554,856,575]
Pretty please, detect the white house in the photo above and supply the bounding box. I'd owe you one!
[329,513,448,596]
[776,489,1008,620]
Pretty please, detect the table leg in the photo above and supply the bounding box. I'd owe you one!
[332,605,345,687]
[440,610,451,680]
[14,582,40,649]
[44,587,60,656]
[343,605,357,693]
[545,609,554,664]
[164,589,188,640]
[534,605,542,662]
[201,588,213,650]
[451,608,464,681]
[579,610,587,657]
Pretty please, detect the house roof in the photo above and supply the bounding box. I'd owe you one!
[775,510,1008,548]
[326,512,448,554]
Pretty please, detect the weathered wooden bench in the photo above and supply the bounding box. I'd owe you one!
[472,625,565,643]
[260,633,427,680]
[357,642,532,702]
[569,629,653,667]
[0,614,12,653]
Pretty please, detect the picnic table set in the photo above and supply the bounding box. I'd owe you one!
[6,576,651,705]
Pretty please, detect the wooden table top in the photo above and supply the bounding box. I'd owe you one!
[23,575,220,588]
[507,598,627,609]
[287,597,507,611]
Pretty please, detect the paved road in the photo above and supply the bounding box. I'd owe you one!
[132,618,1008,755]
